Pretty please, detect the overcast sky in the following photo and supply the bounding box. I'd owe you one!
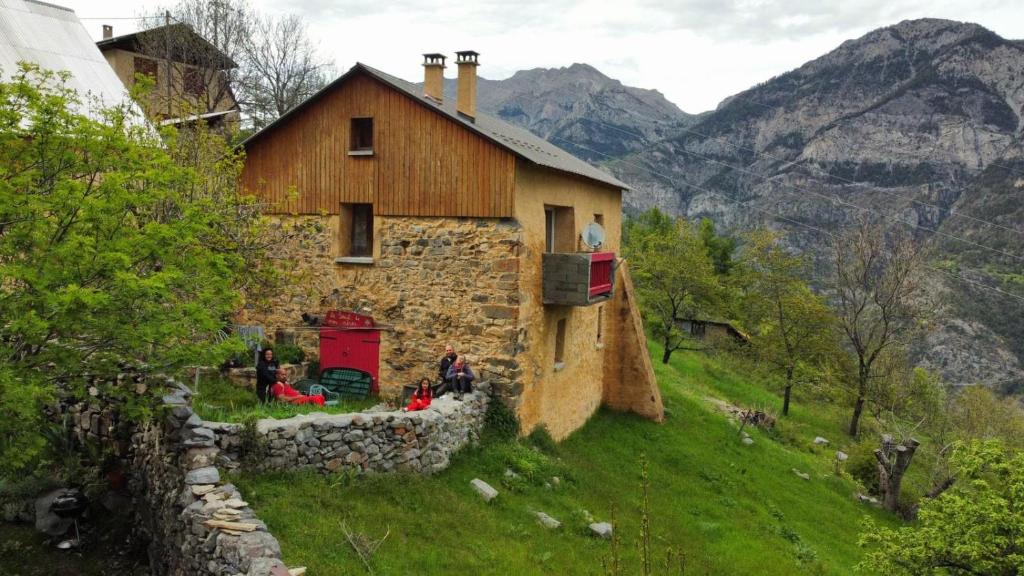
[65,0,1024,113]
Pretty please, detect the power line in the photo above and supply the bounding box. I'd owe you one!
[581,116,1024,240]
[551,136,1024,307]
[714,90,1024,182]
[577,117,1024,263]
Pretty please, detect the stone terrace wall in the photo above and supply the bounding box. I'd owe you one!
[66,382,288,576]
[208,386,490,475]
[237,215,526,403]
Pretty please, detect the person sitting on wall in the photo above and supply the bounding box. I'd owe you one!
[270,369,325,406]
[404,378,433,412]
[435,344,458,396]
[255,348,280,403]
[445,355,475,400]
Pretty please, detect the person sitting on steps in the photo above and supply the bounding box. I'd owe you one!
[445,355,475,400]
[270,369,325,406]
[404,378,433,412]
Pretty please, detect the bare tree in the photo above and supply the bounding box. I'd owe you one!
[145,0,333,129]
[240,13,335,130]
[141,0,252,118]
[832,220,929,438]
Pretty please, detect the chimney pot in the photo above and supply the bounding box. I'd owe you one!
[422,53,446,103]
[102,24,113,39]
[455,51,479,120]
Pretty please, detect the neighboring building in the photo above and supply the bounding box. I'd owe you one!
[0,0,132,113]
[678,319,749,344]
[96,22,239,128]
[238,52,663,439]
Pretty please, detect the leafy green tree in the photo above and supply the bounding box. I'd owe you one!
[738,230,839,416]
[624,209,723,364]
[859,440,1024,574]
[698,218,737,276]
[0,65,250,475]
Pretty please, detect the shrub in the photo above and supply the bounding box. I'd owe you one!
[238,412,268,470]
[525,425,558,454]
[273,344,306,365]
[846,439,881,495]
[484,397,520,442]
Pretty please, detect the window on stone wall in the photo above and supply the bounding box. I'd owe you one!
[338,203,374,261]
[544,205,575,253]
[183,67,205,97]
[555,318,567,369]
[134,56,157,80]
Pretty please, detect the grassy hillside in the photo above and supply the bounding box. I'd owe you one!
[235,344,901,575]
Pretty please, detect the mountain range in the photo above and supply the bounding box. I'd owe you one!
[466,18,1024,390]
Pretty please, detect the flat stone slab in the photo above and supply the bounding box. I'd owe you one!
[535,511,561,529]
[813,436,829,445]
[470,479,498,502]
[185,466,220,485]
[589,522,613,539]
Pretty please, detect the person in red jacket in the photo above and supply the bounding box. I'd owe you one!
[270,369,325,406]
[404,378,433,412]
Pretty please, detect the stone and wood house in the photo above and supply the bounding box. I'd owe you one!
[238,52,662,439]
[96,22,240,128]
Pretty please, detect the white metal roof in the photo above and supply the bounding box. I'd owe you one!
[0,0,133,113]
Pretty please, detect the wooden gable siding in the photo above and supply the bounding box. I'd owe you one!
[240,73,515,217]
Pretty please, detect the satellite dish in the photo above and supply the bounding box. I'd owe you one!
[581,222,606,250]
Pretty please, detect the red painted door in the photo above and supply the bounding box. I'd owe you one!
[319,311,382,393]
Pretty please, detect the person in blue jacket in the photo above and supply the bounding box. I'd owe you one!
[445,355,475,400]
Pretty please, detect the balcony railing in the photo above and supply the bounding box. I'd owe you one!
[542,251,616,306]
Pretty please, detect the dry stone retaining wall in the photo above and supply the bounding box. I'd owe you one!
[66,381,287,576]
[208,385,490,475]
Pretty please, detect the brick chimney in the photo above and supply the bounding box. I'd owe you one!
[422,53,446,103]
[455,51,479,120]
[102,24,113,39]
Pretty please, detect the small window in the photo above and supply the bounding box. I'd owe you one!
[596,305,604,344]
[339,203,373,259]
[134,56,157,80]
[554,318,567,366]
[545,208,555,253]
[544,205,575,253]
[350,117,374,154]
[183,68,205,96]
[594,213,604,226]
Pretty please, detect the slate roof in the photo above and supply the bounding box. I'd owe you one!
[241,62,629,191]
[0,0,132,111]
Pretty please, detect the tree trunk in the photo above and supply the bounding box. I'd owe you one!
[848,366,869,437]
[849,396,865,437]
[875,435,920,514]
[782,367,794,416]
[661,338,673,364]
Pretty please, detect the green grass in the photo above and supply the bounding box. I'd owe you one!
[191,375,380,422]
[234,343,902,575]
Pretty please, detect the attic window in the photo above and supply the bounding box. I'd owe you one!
[134,56,157,80]
[349,117,374,155]
[184,68,205,96]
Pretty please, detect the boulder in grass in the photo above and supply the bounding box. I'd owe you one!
[589,522,614,539]
[470,479,498,502]
[792,468,811,481]
[813,437,830,445]
[835,451,849,462]
[742,437,754,445]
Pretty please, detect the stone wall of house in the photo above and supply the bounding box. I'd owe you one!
[207,386,489,475]
[237,215,526,403]
[65,381,288,576]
